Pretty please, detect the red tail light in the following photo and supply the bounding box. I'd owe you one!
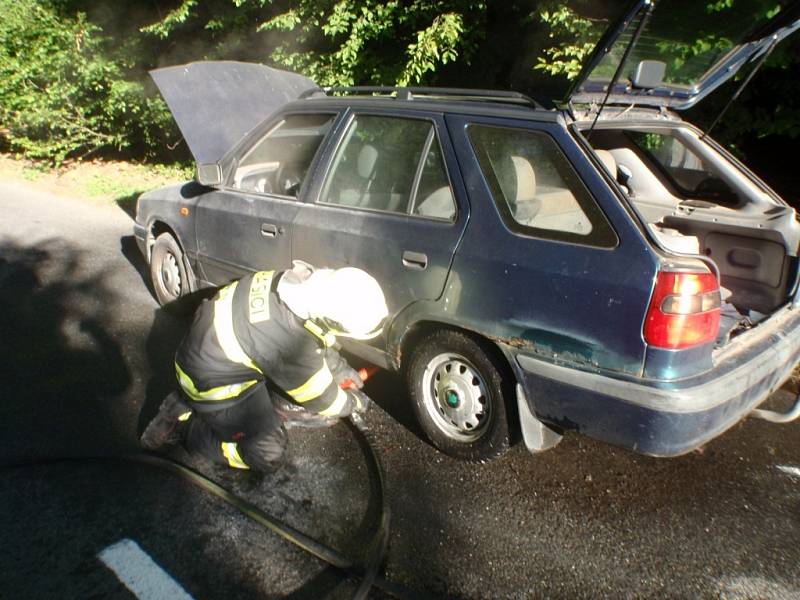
[644,271,721,349]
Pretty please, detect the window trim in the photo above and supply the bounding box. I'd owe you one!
[315,111,458,223]
[408,127,436,216]
[224,111,340,201]
[468,123,618,248]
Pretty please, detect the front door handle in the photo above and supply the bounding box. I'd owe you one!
[261,223,281,238]
[402,250,428,270]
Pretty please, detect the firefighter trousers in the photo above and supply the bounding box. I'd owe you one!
[185,384,287,472]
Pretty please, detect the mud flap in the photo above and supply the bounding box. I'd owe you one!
[516,383,562,453]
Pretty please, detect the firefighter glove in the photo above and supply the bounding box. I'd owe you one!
[349,389,371,414]
[335,364,365,389]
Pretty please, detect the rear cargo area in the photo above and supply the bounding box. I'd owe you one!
[586,123,800,344]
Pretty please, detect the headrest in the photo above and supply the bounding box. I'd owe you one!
[357,145,378,179]
[510,156,536,202]
[595,149,617,176]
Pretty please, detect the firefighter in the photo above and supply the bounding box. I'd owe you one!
[140,262,388,473]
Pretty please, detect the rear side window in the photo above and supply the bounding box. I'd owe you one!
[320,115,456,220]
[469,125,616,247]
[232,113,336,197]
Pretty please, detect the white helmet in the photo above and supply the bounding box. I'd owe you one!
[278,265,388,339]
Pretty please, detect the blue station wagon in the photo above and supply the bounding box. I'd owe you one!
[135,0,800,461]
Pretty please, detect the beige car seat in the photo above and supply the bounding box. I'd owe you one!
[337,144,378,207]
[509,156,540,222]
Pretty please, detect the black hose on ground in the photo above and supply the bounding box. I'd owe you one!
[1,419,420,599]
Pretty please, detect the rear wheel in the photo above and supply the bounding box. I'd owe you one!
[405,329,513,462]
[150,232,193,311]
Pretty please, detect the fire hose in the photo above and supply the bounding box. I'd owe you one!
[2,366,421,599]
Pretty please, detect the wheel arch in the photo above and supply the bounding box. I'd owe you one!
[398,320,520,395]
[147,219,199,294]
[146,219,180,262]
[399,319,522,458]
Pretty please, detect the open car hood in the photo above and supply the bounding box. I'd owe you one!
[151,61,319,165]
[569,0,800,110]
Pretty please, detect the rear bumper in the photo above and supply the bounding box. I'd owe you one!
[515,304,800,456]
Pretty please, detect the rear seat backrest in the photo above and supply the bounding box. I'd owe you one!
[357,144,378,180]
[416,186,455,220]
[595,149,617,177]
[510,155,540,222]
[511,156,536,202]
[608,148,681,203]
[338,144,378,207]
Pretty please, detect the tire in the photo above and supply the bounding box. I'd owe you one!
[150,232,193,312]
[405,329,514,462]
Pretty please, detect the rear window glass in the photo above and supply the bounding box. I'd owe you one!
[583,1,793,88]
[469,125,616,247]
[625,130,737,202]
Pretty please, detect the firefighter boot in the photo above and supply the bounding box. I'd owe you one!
[140,392,192,450]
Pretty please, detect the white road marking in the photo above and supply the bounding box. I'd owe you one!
[98,538,194,600]
[776,465,800,479]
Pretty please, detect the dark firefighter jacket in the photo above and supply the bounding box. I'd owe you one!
[175,270,356,417]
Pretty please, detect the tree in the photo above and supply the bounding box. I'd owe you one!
[139,0,487,87]
[0,0,176,164]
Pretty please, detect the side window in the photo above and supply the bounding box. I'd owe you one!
[320,115,456,220]
[412,136,456,220]
[469,125,616,247]
[232,113,336,197]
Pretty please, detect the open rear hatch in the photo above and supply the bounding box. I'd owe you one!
[568,0,800,111]
[568,1,800,345]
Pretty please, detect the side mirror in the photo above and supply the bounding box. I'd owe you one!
[196,163,222,187]
[632,60,666,89]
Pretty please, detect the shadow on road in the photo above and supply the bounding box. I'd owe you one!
[0,237,289,599]
[115,192,139,220]
[137,306,191,435]
[0,238,132,461]
[120,234,153,297]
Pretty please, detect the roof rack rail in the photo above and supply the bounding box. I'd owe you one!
[301,86,542,108]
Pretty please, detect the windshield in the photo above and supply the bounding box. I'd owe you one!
[580,0,793,91]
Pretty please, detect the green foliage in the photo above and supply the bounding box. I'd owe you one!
[533,2,603,81]
[140,0,485,88]
[397,12,464,86]
[0,0,175,164]
[140,0,198,39]
[1,0,798,167]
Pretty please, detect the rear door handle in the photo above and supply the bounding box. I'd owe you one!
[261,223,281,238]
[402,250,428,270]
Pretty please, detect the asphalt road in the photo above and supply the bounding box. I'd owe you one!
[1,181,799,600]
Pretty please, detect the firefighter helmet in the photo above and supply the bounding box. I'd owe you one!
[279,266,388,339]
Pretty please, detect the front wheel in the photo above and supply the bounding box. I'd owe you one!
[405,330,514,462]
[150,232,193,313]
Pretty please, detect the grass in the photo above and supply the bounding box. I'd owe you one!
[0,154,192,210]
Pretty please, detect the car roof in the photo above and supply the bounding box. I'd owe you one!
[282,91,562,124]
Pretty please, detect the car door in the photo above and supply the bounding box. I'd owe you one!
[292,110,468,326]
[194,112,338,284]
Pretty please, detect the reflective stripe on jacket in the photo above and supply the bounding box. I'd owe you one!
[174,270,353,417]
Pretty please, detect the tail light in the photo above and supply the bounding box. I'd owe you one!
[644,270,721,349]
